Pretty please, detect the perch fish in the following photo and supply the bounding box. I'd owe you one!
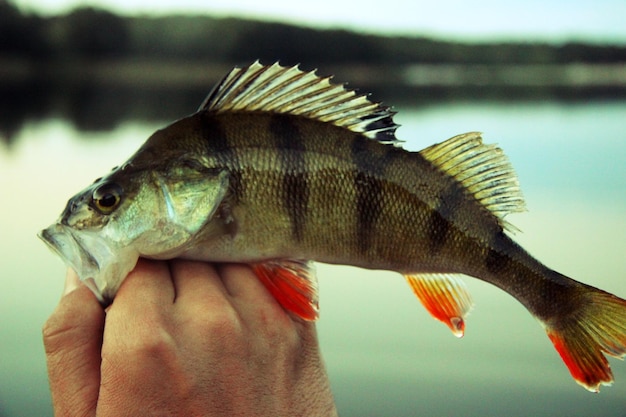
[40,61,626,392]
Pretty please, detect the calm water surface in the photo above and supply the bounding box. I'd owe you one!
[0,101,624,416]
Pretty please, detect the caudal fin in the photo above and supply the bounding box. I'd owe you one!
[543,287,626,392]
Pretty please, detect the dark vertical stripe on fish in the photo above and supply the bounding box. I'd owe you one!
[227,169,244,203]
[200,114,244,201]
[351,136,388,253]
[485,234,513,274]
[201,114,232,160]
[270,115,309,241]
[427,183,464,254]
[427,210,451,253]
[354,172,382,253]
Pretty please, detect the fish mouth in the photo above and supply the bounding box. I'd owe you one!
[39,224,106,302]
[38,224,128,304]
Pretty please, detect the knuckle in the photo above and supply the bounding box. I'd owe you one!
[103,308,178,363]
[182,296,244,339]
[101,326,180,387]
[121,325,176,359]
[42,313,84,356]
[203,307,245,345]
[41,316,63,352]
[257,308,300,346]
[42,289,105,356]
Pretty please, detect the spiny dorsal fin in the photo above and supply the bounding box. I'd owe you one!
[199,61,399,143]
[419,132,526,232]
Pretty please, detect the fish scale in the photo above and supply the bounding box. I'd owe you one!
[40,61,626,393]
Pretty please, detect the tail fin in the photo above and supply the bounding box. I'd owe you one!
[543,288,626,392]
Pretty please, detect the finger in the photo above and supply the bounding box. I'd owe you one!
[112,258,174,309]
[219,264,325,385]
[169,261,241,348]
[220,263,275,302]
[220,264,295,328]
[43,268,105,417]
[221,264,323,350]
[104,259,175,349]
[170,260,229,306]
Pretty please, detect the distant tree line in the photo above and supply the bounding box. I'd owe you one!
[2,1,626,66]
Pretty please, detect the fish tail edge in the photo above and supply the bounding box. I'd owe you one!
[543,288,626,392]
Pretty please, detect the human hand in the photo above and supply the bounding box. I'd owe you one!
[43,259,338,417]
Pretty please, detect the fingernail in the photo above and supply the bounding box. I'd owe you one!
[63,268,81,296]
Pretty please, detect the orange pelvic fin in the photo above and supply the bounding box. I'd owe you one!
[252,260,319,321]
[404,273,473,338]
[542,288,626,392]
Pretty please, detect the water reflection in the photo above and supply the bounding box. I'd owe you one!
[3,73,625,148]
[0,81,207,146]
[0,100,624,416]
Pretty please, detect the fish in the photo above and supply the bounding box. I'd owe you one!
[39,61,626,392]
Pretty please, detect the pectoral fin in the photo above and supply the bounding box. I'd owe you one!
[405,273,474,337]
[252,260,319,321]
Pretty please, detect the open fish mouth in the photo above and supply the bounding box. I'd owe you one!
[39,223,131,305]
[40,224,99,277]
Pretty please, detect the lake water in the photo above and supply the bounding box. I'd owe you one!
[0,100,625,416]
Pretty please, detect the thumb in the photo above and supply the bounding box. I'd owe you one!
[43,269,105,417]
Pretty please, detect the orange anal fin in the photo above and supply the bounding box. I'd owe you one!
[252,260,319,321]
[405,273,474,338]
[542,289,626,392]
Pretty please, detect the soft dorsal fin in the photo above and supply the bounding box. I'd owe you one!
[419,132,526,232]
[199,61,399,143]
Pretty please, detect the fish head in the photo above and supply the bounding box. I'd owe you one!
[38,172,141,303]
[39,157,230,303]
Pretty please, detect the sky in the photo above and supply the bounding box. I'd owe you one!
[12,0,626,44]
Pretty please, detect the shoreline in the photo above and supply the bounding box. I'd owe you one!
[2,59,625,90]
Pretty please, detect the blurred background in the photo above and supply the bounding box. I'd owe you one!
[1,0,625,415]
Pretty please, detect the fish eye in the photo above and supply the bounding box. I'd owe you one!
[92,183,123,214]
